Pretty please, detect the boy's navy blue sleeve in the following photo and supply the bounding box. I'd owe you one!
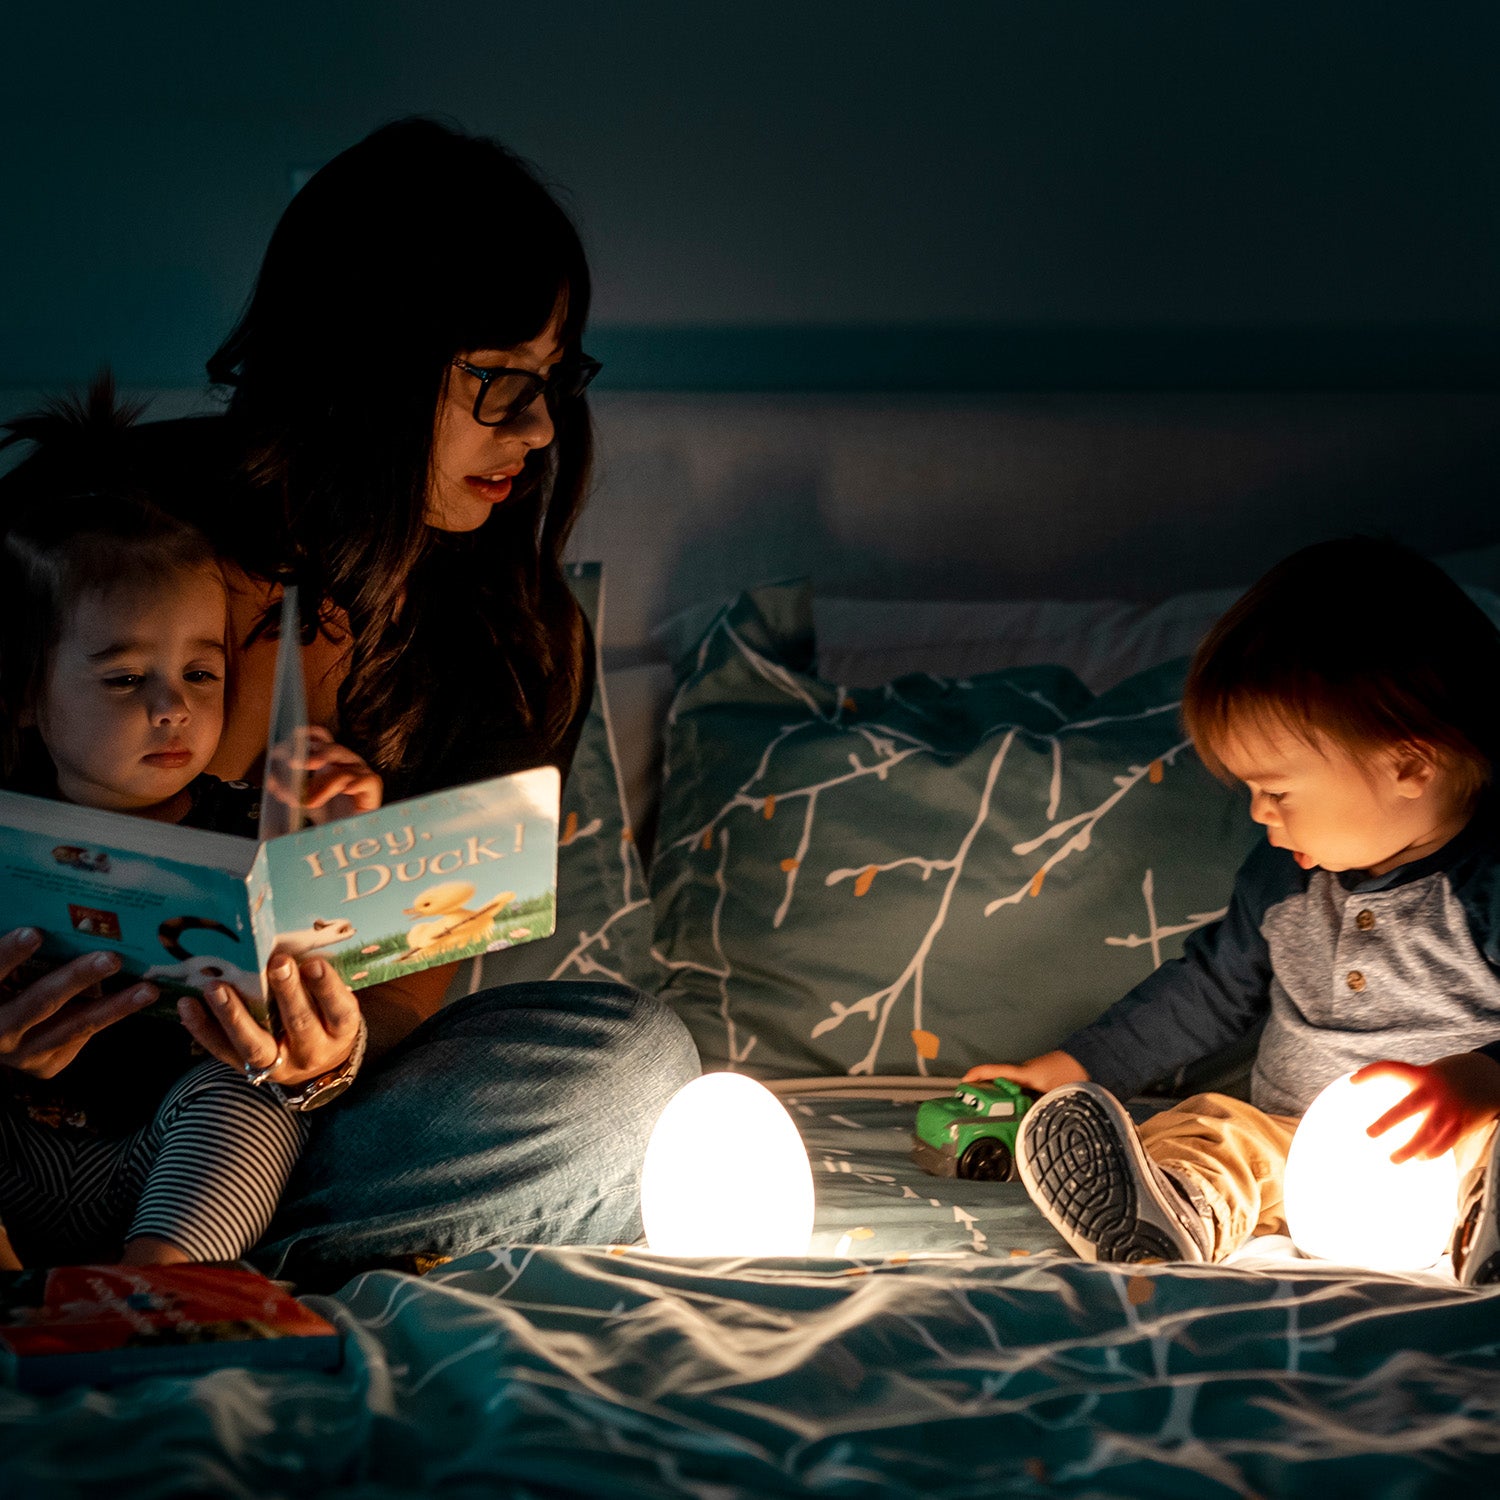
[1060,840,1303,1100]
[1451,832,1500,1071]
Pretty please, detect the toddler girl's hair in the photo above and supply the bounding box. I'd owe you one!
[0,377,222,782]
[1183,535,1500,809]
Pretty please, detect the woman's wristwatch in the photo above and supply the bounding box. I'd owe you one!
[268,1015,369,1112]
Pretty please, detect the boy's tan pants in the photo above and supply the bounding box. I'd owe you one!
[1138,1092,1496,1262]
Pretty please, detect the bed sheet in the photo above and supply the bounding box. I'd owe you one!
[5,1246,1497,1498]
[794,1092,1462,1281]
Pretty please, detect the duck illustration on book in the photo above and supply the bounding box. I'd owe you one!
[396,881,516,962]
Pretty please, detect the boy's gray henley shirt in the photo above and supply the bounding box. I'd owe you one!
[1062,810,1500,1116]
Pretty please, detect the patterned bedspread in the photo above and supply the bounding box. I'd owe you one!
[3,1095,1498,1498]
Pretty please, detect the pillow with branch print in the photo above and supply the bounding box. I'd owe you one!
[649,581,1258,1080]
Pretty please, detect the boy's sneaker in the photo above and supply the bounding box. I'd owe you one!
[1017,1083,1212,1264]
[1454,1127,1500,1287]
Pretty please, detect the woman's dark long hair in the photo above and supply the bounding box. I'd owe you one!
[204,117,593,797]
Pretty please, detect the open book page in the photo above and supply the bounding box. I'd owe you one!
[0,787,268,1008]
[259,585,311,843]
[248,583,563,987]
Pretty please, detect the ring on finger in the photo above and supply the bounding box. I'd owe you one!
[244,1045,286,1087]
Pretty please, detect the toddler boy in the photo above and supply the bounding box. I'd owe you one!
[968,538,1500,1282]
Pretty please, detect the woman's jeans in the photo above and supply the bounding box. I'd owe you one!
[253,981,700,1287]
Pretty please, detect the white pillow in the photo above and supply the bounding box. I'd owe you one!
[813,590,1240,693]
[815,551,1500,694]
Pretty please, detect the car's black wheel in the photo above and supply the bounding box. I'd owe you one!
[957,1137,1013,1182]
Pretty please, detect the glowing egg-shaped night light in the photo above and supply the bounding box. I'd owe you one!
[641,1072,815,1257]
[1283,1071,1458,1272]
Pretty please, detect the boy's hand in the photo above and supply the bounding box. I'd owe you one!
[299,726,383,822]
[1355,1051,1500,1163]
[964,1049,1089,1095]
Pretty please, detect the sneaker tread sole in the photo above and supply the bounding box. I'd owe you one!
[1020,1088,1202,1264]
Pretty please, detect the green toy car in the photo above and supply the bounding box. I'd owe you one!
[911,1078,1036,1181]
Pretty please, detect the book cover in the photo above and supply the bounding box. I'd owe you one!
[0,588,560,1007]
[0,1263,343,1392]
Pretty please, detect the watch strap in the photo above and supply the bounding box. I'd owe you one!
[270,1013,368,1112]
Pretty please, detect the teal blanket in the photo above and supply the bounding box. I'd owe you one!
[4,1245,1499,1497]
[4,1093,1498,1496]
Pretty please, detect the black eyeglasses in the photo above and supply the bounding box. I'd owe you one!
[450,354,603,426]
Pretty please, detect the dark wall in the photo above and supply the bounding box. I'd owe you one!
[5,3,1500,389]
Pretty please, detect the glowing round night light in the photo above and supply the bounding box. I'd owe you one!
[640,1072,815,1257]
[1283,1071,1459,1272]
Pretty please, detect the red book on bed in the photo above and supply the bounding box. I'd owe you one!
[0,1263,344,1393]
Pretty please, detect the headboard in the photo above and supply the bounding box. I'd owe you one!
[571,389,1500,666]
[6,383,1500,662]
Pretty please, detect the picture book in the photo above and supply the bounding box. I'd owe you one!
[0,1263,343,1392]
[0,766,560,1011]
[0,588,560,1010]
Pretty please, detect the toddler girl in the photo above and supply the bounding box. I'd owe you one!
[0,388,379,1269]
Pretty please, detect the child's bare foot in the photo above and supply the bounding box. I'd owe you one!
[120,1236,190,1267]
[0,1224,21,1271]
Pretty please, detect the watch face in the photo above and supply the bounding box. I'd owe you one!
[302,1075,354,1109]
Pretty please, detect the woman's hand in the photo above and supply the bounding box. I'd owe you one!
[964,1049,1089,1095]
[178,950,363,1087]
[1355,1052,1500,1163]
[0,927,158,1079]
[299,726,383,823]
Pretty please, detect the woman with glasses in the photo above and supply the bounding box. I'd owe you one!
[0,118,698,1283]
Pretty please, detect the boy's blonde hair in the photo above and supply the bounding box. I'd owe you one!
[1183,536,1500,810]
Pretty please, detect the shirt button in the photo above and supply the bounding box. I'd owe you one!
[1356,909,1375,931]
[1347,970,1366,991]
